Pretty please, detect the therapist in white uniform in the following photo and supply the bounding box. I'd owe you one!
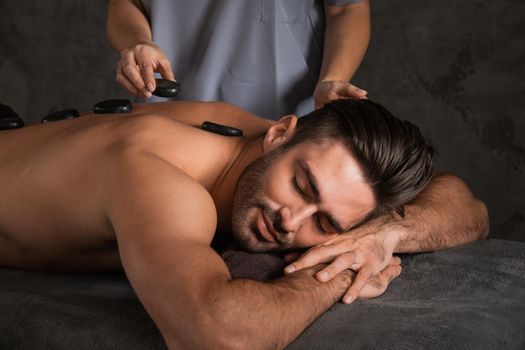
[107,0,370,120]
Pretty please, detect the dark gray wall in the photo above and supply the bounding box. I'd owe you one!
[0,0,524,241]
[0,0,126,116]
[351,0,525,242]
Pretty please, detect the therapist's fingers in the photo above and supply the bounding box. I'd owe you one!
[140,62,155,96]
[120,51,148,97]
[314,80,367,109]
[345,83,368,99]
[116,62,140,97]
[157,58,175,82]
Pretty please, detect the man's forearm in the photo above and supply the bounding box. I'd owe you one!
[319,1,371,82]
[107,0,152,53]
[182,267,353,349]
[124,238,353,350]
[392,174,489,253]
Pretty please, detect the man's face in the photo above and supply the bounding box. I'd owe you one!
[231,140,376,253]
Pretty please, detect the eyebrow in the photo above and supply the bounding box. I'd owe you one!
[297,159,349,234]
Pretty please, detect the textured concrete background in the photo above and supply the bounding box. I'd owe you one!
[0,0,523,241]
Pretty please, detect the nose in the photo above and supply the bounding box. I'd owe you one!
[277,203,317,233]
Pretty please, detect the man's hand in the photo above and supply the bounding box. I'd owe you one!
[313,80,368,109]
[284,215,402,303]
[116,41,175,99]
[285,258,402,303]
[356,256,402,300]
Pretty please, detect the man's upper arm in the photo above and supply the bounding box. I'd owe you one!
[107,153,233,347]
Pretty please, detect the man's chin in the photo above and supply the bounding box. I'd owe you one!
[238,235,292,254]
[235,234,271,253]
[231,228,280,253]
[242,244,290,254]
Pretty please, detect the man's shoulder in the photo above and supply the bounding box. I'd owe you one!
[106,150,218,243]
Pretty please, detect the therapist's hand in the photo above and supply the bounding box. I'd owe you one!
[313,80,367,109]
[116,41,175,99]
[284,214,402,304]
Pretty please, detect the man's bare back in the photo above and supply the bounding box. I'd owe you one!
[0,101,269,271]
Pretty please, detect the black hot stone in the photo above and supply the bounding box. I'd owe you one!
[41,109,80,123]
[93,99,132,114]
[0,103,24,130]
[153,79,181,98]
[201,121,243,137]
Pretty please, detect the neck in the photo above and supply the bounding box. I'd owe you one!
[210,134,265,232]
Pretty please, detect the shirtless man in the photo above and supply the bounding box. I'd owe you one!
[0,99,488,349]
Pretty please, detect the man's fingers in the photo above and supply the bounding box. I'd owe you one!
[356,264,402,299]
[389,256,401,266]
[385,264,402,283]
[342,266,373,304]
[284,244,346,274]
[315,251,357,282]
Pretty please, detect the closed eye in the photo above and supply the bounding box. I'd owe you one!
[292,175,309,199]
[294,160,348,234]
[314,214,328,233]
[315,214,336,234]
[293,176,336,234]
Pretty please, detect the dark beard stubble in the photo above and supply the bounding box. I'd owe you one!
[230,146,293,253]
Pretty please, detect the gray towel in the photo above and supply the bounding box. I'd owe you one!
[1,239,524,349]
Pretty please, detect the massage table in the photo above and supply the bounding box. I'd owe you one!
[1,239,524,349]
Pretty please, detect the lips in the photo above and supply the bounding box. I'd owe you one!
[256,207,276,243]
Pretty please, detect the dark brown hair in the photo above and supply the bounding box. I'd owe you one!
[283,99,434,217]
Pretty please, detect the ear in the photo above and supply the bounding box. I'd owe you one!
[262,115,298,153]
